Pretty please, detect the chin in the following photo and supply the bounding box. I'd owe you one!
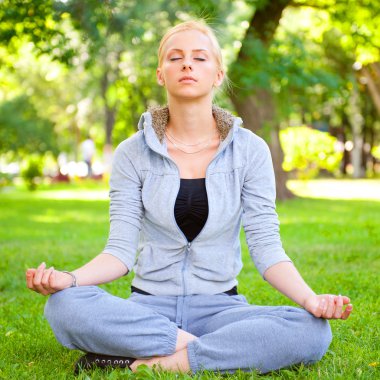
[170,89,211,100]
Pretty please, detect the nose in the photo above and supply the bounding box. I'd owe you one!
[182,61,192,71]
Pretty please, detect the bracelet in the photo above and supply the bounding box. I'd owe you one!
[62,271,78,287]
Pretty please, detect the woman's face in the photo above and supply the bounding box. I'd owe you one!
[157,29,224,101]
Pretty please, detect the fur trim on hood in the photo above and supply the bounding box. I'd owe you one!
[148,105,236,143]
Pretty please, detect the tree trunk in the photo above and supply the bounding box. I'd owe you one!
[72,121,80,162]
[341,114,350,175]
[228,0,293,200]
[362,65,380,115]
[348,84,365,178]
[231,91,293,199]
[105,105,115,146]
[270,123,293,199]
[101,70,116,146]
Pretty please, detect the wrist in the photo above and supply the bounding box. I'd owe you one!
[62,271,78,288]
[301,292,316,309]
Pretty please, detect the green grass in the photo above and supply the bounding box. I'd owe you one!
[0,182,379,379]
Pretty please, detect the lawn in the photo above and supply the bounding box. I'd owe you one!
[0,181,379,379]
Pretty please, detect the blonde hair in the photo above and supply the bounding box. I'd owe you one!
[157,20,224,72]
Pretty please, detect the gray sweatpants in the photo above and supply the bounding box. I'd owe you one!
[44,286,332,374]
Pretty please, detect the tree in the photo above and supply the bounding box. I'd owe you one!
[227,0,380,190]
[0,95,57,156]
[362,63,380,116]
[229,0,293,200]
[1,0,174,149]
[0,0,76,64]
[51,0,188,147]
[293,0,380,177]
[2,0,379,186]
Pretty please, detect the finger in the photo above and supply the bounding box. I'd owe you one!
[48,269,58,293]
[324,295,335,319]
[321,296,328,314]
[33,262,47,293]
[38,288,51,296]
[41,267,54,292]
[341,296,351,304]
[314,298,325,318]
[333,295,343,319]
[33,262,46,284]
[341,304,353,320]
[26,269,37,290]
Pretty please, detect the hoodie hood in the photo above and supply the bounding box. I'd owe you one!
[138,105,242,145]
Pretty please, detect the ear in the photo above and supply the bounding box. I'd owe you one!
[156,68,165,86]
[213,69,225,88]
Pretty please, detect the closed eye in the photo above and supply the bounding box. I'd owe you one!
[169,57,206,62]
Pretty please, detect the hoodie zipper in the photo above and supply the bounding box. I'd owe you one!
[169,153,218,296]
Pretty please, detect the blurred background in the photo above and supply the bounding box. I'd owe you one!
[1,0,379,199]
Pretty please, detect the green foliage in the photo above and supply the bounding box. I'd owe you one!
[1,0,379,165]
[0,172,13,188]
[0,0,76,65]
[269,9,350,123]
[0,0,54,44]
[372,144,380,160]
[231,38,271,93]
[0,95,58,156]
[280,126,343,179]
[229,1,379,170]
[20,155,43,191]
[48,0,182,144]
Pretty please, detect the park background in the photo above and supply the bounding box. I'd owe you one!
[0,0,379,379]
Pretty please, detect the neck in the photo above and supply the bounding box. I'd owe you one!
[166,97,216,141]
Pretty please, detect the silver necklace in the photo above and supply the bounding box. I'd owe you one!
[165,132,220,154]
[165,129,215,147]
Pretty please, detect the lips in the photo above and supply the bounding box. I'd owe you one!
[179,76,197,82]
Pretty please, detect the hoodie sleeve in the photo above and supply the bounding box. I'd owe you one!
[241,135,292,278]
[102,142,143,273]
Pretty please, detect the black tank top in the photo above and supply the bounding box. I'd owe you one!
[174,178,208,242]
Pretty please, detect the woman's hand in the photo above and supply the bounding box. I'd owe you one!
[26,262,73,296]
[304,294,353,319]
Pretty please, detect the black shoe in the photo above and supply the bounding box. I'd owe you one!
[74,352,136,374]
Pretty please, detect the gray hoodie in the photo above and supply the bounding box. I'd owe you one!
[103,105,291,296]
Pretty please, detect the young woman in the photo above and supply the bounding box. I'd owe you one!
[26,20,352,375]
